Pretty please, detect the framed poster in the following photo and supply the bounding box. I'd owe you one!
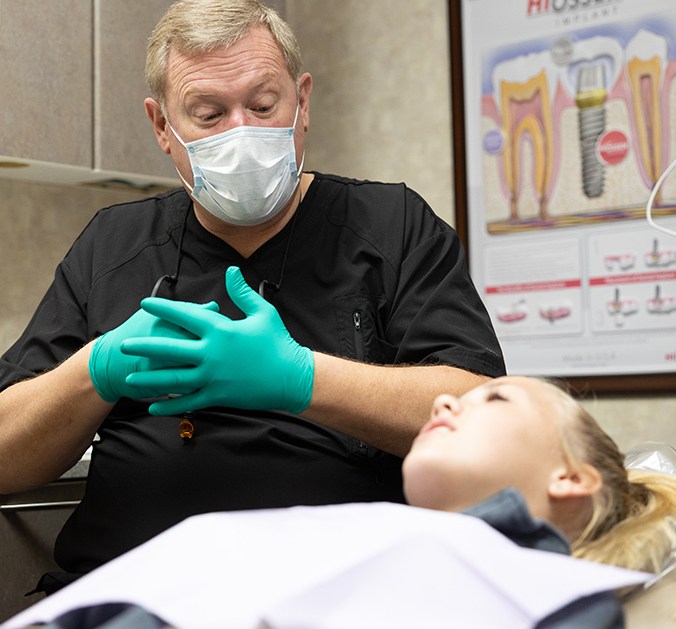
[449,0,676,392]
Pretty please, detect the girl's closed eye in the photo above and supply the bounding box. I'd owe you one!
[486,390,507,402]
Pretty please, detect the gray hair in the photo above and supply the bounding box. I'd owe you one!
[145,0,302,105]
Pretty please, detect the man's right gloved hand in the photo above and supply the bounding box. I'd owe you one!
[88,302,220,403]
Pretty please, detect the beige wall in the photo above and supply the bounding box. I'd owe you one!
[0,0,674,453]
[286,0,454,223]
[0,180,152,353]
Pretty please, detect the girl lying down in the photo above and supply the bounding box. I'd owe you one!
[403,376,676,574]
[7,375,669,629]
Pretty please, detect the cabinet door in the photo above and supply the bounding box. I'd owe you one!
[95,0,177,181]
[0,0,92,167]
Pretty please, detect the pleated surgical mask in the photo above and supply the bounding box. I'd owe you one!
[169,106,303,226]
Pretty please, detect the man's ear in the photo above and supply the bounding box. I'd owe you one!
[144,97,171,154]
[548,464,602,499]
[297,72,312,133]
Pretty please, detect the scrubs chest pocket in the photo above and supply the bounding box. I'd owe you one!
[332,293,400,465]
[332,293,397,364]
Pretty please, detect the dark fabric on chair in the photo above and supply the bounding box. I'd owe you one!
[42,602,168,629]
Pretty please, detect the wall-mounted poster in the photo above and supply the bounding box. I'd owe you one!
[451,0,676,391]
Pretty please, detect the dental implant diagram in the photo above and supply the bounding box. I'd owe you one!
[607,287,638,327]
[576,63,608,198]
[647,285,676,314]
[645,239,676,268]
[496,298,528,324]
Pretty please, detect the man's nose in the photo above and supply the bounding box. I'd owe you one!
[225,109,249,130]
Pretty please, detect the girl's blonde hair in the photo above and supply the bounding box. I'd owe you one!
[547,381,676,573]
[145,0,302,106]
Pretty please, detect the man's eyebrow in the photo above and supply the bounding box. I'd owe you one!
[250,75,283,92]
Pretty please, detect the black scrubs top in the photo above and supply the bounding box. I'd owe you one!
[0,173,505,572]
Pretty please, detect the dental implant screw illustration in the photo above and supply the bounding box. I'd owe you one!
[576,64,607,198]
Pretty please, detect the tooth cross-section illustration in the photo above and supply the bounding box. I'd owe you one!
[495,54,556,222]
[626,29,668,202]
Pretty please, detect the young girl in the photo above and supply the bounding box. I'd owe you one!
[403,375,676,574]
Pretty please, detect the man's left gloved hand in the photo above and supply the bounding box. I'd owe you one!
[120,266,314,416]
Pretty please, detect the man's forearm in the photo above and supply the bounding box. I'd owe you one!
[0,342,112,494]
[307,354,492,458]
[0,340,491,493]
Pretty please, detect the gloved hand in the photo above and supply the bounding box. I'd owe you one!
[120,266,315,416]
[89,301,220,402]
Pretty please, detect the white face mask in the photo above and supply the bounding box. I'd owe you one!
[169,106,303,226]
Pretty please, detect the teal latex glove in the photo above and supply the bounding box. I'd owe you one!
[89,301,220,403]
[121,266,315,416]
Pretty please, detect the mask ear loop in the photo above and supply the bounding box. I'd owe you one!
[646,157,676,237]
[166,122,199,198]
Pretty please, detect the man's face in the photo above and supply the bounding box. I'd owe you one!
[161,26,309,188]
[403,376,567,516]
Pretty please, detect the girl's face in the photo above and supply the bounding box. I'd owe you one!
[403,376,568,519]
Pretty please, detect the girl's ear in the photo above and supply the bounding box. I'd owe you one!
[548,464,602,499]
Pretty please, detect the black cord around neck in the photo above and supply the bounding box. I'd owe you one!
[152,189,304,300]
[150,206,190,298]
[258,201,302,298]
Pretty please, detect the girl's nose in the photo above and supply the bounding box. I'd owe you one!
[432,394,461,417]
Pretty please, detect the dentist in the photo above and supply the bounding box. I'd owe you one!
[0,0,505,588]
